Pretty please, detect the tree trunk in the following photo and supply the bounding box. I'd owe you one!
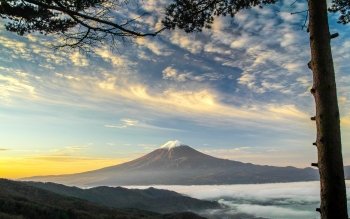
[308,0,348,218]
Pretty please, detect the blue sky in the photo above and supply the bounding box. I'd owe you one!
[0,0,350,177]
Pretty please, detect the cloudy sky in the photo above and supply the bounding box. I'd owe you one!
[0,0,350,178]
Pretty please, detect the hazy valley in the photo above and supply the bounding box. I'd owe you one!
[14,141,350,219]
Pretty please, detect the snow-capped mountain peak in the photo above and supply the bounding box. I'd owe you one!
[160,140,182,149]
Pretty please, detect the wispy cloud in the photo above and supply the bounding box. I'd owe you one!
[136,38,173,56]
[0,60,310,132]
[29,145,90,162]
[95,47,131,67]
[0,67,37,102]
[169,31,203,54]
[200,144,315,167]
[105,118,139,128]
[70,52,89,67]
[105,118,182,132]
[0,0,349,173]
[162,66,225,82]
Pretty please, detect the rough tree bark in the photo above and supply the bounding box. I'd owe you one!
[308,0,348,218]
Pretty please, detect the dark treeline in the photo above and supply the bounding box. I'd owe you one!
[0,179,205,219]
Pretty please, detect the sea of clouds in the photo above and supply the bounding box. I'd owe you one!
[126,181,350,219]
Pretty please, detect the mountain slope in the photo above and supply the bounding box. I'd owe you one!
[0,179,206,219]
[24,142,320,186]
[25,181,219,213]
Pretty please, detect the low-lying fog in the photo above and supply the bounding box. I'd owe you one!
[126,181,350,219]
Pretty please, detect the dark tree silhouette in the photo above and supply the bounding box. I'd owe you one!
[163,0,349,218]
[329,0,350,24]
[1,0,349,218]
[0,0,165,50]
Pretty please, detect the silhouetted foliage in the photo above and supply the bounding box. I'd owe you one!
[163,0,350,32]
[0,0,164,49]
[1,0,348,49]
[329,0,350,24]
[163,0,276,32]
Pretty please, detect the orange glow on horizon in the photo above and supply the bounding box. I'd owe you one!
[0,157,128,179]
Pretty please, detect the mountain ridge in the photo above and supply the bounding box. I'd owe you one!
[23,143,323,186]
[0,179,207,219]
[24,180,219,213]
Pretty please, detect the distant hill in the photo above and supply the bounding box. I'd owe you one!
[24,141,321,186]
[0,179,207,219]
[25,181,219,213]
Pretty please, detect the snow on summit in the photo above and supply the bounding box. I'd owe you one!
[160,140,182,149]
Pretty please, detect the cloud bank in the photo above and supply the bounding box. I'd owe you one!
[127,181,350,219]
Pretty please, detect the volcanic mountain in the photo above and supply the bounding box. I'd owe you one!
[25,140,319,186]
